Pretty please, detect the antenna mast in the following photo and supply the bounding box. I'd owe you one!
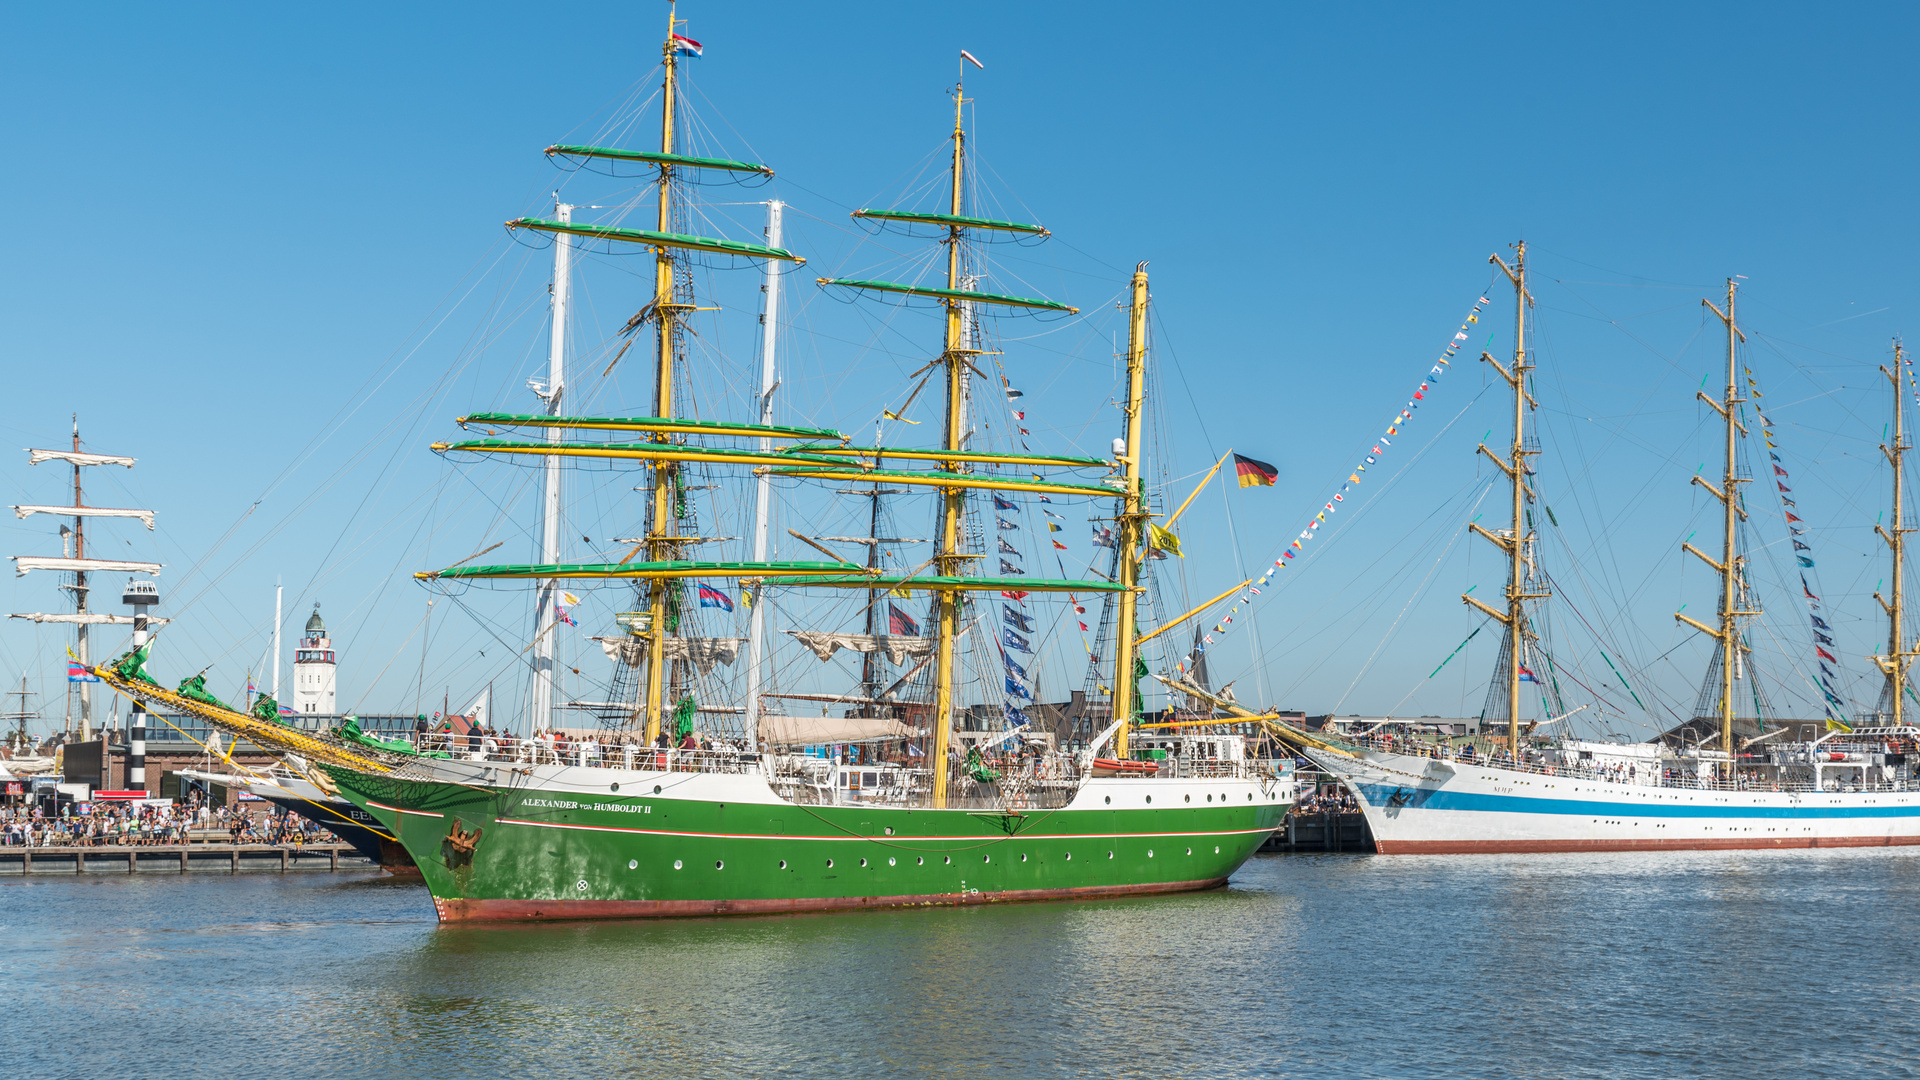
[1874,339,1915,724]
[1464,242,1547,758]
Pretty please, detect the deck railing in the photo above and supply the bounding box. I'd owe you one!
[1338,733,1917,795]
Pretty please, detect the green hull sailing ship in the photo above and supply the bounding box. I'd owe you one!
[93,11,1292,920]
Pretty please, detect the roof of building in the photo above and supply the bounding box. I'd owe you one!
[305,604,325,634]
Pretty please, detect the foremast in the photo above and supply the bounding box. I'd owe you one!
[1463,242,1548,756]
[1678,278,1754,778]
[1873,339,1916,724]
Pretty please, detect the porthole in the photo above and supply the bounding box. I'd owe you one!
[1185,847,1192,856]
[944,855,952,865]
[654,785,662,794]
[916,856,924,866]
[885,827,895,836]
[1248,793,1254,801]
[1107,850,1114,859]
[983,854,991,864]
[1065,852,1073,861]
[1021,853,1028,862]
[1206,794,1212,803]
[673,860,683,870]
[1148,849,1154,858]
[628,859,638,870]
[826,858,834,868]
[610,783,620,792]
[779,860,788,870]
[1104,796,1111,804]
[860,858,868,867]
[888,856,897,866]
[1214,846,1221,854]
[715,860,724,870]
[1146,795,1152,804]
[1185,794,1191,803]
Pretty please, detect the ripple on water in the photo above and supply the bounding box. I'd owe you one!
[9,849,1920,1078]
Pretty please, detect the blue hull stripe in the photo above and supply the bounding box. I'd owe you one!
[1358,783,1920,821]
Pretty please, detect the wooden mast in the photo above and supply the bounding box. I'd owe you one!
[1875,340,1914,726]
[1682,279,1750,779]
[643,2,684,744]
[928,82,969,806]
[1110,265,1150,761]
[1464,242,1543,758]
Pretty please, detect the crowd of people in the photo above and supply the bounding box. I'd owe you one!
[1291,785,1360,815]
[0,800,336,848]
[409,722,750,765]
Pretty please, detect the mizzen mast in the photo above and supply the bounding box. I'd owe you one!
[1463,242,1547,757]
[1109,264,1150,761]
[1872,339,1916,725]
[1678,278,1753,779]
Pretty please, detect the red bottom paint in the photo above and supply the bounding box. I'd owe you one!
[430,876,1230,922]
[1374,835,1920,854]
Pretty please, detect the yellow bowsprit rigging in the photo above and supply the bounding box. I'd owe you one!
[91,661,395,776]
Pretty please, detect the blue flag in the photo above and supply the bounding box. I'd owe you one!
[1004,628,1032,653]
[1004,676,1032,700]
[1003,607,1034,633]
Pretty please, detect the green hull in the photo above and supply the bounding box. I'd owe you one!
[328,766,1289,921]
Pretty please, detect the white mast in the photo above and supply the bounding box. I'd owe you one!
[272,579,283,701]
[744,199,783,744]
[530,201,573,735]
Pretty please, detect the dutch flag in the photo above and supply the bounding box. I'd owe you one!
[672,33,702,57]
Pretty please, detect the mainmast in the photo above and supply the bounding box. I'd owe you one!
[643,4,687,744]
[1464,242,1546,757]
[1679,278,1752,778]
[531,199,572,736]
[1874,339,1915,724]
[1109,265,1150,760]
[8,422,158,741]
[927,82,972,806]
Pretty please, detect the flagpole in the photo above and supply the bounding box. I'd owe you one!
[1161,450,1231,532]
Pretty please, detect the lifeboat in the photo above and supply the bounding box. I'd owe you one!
[1090,758,1159,777]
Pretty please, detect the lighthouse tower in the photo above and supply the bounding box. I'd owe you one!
[292,604,337,714]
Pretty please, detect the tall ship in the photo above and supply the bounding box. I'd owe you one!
[1278,246,1920,852]
[91,9,1291,918]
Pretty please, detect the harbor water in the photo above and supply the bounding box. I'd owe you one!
[10,848,1919,1079]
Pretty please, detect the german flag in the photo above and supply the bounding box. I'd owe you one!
[1233,453,1278,488]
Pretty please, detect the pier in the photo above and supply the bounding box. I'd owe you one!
[0,842,371,874]
[1262,811,1373,853]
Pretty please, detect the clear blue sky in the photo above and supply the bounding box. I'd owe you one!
[3,2,1916,739]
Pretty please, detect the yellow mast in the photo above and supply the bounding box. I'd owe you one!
[1680,279,1750,778]
[1463,241,1545,757]
[1110,265,1150,760]
[1875,340,1914,725]
[928,83,969,806]
[644,3,683,743]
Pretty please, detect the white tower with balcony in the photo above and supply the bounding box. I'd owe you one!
[292,603,337,714]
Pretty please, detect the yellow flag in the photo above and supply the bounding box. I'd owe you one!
[1147,523,1183,558]
[1827,717,1853,733]
[883,410,920,425]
